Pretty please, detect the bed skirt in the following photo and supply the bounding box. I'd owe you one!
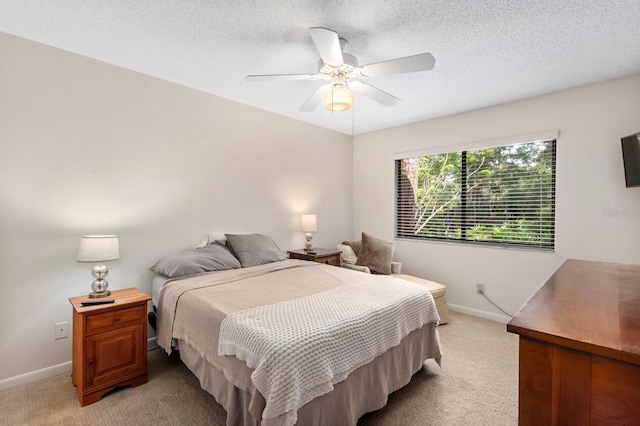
[177,322,441,426]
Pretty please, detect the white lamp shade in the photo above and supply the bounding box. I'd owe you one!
[77,235,120,262]
[300,214,318,232]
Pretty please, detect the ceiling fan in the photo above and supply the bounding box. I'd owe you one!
[245,27,435,112]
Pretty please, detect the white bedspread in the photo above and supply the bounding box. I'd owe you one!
[218,275,439,426]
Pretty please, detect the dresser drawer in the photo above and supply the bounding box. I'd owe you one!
[86,305,145,335]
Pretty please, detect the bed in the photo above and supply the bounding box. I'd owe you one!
[154,235,442,426]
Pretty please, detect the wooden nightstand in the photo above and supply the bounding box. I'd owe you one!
[288,248,342,266]
[69,287,151,406]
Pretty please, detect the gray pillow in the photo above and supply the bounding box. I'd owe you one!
[355,232,394,275]
[225,233,287,268]
[150,242,241,278]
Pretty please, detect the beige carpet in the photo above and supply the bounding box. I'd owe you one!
[0,311,518,425]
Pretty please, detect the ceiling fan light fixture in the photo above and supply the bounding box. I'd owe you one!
[323,84,353,112]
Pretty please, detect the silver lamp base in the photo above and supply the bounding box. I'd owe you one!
[88,263,111,298]
[89,288,111,299]
[304,233,314,252]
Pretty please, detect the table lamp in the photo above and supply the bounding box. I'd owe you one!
[301,214,317,252]
[77,235,120,298]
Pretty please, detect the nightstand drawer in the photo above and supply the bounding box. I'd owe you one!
[320,255,340,266]
[86,305,145,335]
[287,249,342,267]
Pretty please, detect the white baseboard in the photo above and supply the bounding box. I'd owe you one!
[0,337,160,392]
[0,361,72,392]
[448,303,512,324]
[147,336,158,351]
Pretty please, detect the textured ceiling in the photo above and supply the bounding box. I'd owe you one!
[1,1,640,135]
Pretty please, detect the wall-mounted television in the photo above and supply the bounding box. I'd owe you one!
[621,132,640,187]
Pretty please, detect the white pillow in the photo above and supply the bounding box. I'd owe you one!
[196,233,228,248]
[196,236,209,248]
[337,244,358,265]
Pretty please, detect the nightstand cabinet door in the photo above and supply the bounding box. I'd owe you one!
[85,323,145,388]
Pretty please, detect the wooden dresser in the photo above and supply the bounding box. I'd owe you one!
[507,259,640,425]
[69,288,151,406]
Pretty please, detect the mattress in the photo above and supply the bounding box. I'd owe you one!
[151,273,170,307]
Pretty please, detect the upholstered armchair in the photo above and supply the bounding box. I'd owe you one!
[341,261,403,275]
[337,233,449,324]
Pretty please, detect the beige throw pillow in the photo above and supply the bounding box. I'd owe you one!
[337,244,358,265]
[355,232,394,275]
[341,240,362,256]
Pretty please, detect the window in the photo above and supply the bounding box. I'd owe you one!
[395,138,556,250]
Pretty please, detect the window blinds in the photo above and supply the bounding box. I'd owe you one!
[395,139,556,250]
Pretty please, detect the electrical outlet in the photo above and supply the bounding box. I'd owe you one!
[476,284,485,295]
[54,321,68,339]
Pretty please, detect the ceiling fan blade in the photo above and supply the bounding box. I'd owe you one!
[299,84,330,112]
[359,53,435,78]
[245,74,318,82]
[350,80,401,106]
[309,27,344,67]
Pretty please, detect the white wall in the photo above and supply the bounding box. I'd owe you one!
[0,32,353,384]
[353,74,640,321]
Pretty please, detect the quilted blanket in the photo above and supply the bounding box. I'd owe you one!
[218,275,439,426]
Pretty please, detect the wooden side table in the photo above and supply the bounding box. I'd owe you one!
[69,287,151,406]
[288,248,342,266]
